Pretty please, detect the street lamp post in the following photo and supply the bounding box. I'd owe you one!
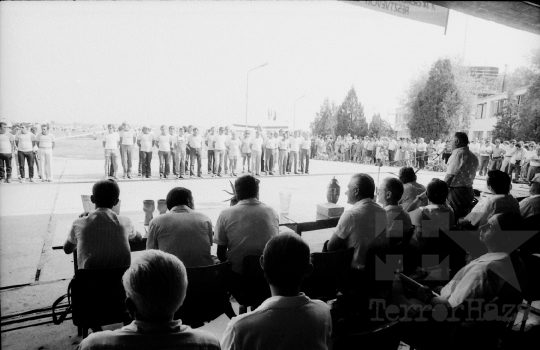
[245,63,269,128]
[293,95,305,130]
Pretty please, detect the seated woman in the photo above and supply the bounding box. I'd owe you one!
[398,167,427,211]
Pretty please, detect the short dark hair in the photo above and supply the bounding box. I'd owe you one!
[262,233,310,289]
[351,173,375,199]
[235,175,259,200]
[92,179,120,208]
[487,170,511,194]
[454,132,469,146]
[399,167,417,184]
[166,187,194,210]
[426,178,448,205]
[384,178,404,202]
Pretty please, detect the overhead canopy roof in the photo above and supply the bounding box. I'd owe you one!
[428,1,540,35]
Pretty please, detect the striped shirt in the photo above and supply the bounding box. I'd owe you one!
[68,208,137,269]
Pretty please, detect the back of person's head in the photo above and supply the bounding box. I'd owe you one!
[483,213,523,253]
[166,187,194,210]
[426,178,448,205]
[351,173,375,199]
[398,167,417,184]
[92,179,120,208]
[123,250,187,322]
[454,132,469,146]
[262,233,311,290]
[235,175,259,201]
[487,170,511,194]
[384,177,404,203]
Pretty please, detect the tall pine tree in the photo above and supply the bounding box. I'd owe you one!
[336,86,368,136]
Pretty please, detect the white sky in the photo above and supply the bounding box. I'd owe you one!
[1,1,539,130]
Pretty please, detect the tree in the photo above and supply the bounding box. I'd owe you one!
[492,90,521,141]
[408,59,463,140]
[516,75,540,141]
[310,98,337,136]
[368,113,394,137]
[336,86,368,137]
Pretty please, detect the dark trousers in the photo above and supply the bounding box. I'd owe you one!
[158,151,170,176]
[207,150,215,174]
[141,151,152,177]
[138,151,143,175]
[388,150,395,163]
[185,147,191,173]
[300,149,310,173]
[508,163,521,181]
[286,153,291,172]
[490,158,502,170]
[417,151,425,168]
[190,148,202,176]
[448,187,474,223]
[0,153,12,179]
[169,151,178,175]
[18,151,34,178]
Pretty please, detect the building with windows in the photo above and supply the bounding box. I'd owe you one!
[468,86,528,141]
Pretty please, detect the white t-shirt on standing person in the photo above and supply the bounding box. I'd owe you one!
[119,130,135,146]
[157,134,172,152]
[138,133,154,153]
[16,133,35,152]
[0,133,14,154]
[213,134,227,151]
[36,133,56,148]
[250,137,264,153]
[102,133,120,150]
[227,138,241,158]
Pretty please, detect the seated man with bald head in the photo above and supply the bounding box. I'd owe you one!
[79,250,220,350]
[64,179,142,269]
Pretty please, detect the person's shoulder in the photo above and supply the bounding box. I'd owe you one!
[183,327,221,346]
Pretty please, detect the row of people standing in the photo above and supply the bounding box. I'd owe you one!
[0,120,55,183]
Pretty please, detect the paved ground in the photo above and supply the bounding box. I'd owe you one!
[2,156,533,349]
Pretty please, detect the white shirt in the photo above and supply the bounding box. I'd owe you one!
[157,134,172,152]
[15,132,35,152]
[388,140,397,151]
[301,138,311,150]
[226,138,241,157]
[278,139,289,150]
[250,137,264,152]
[213,134,227,151]
[479,144,493,157]
[188,134,203,149]
[469,142,480,154]
[138,133,154,152]
[264,138,277,150]
[416,142,427,152]
[0,133,14,153]
[221,293,332,350]
[36,132,56,148]
[519,194,540,219]
[102,132,120,150]
[119,130,135,145]
[241,137,251,153]
[205,133,215,150]
[176,135,186,151]
[289,137,300,152]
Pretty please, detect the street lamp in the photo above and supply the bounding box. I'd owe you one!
[245,62,269,128]
[293,95,305,130]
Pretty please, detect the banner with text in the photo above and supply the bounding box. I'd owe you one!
[349,1,449,28]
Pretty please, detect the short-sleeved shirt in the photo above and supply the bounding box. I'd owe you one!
[409,204,455,249]
[416,142,427,152]
[157,134,172,152]
[119,130,135,145]
[214,199,279,274]
[465,194,520,227]
[221,293,332,350]
[102,132,120,150]
[188,135,203,149]
[205,133,215,150]
[0,133,14,153]
[36,132,55,148]
[79,320,220,350]
[301,138,311,150]
[469,143,480,154]
[289,137,300,152]
[213,134,227,151]
[492,147,505,158]
[241,137,251,153]
[519,194,540,219]
[250,137,264,152]
[446,146,479,187]
[530,153,540,167]
[334,198,387,270]
[138,133,154,152]
[398,182,427,210]
[15,132,35,152]
[67,208,136,269]
[226,138,241,158]
[264,138,277,150]
[278,139,288,150]
[146,205,214,268]
[511,149,526,164]
[169,134,178,150]
[440,252,525,308]
[479,145,493,157]
[505,146,516,158]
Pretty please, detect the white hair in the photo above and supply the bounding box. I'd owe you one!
[122,250,187,320]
